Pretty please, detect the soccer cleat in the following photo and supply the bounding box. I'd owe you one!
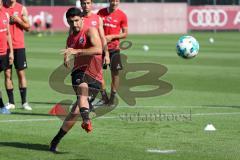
[94,99,108,106]
[49,142,58,153]
[0,107,11,114]
[81,120,93,133]
[108,97,115,107]
[22,102,32,111]
[5,103,15,110]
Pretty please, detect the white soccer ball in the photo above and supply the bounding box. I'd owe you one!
[143,45,149,52]
[209,37,214,43]
[176,35,199,59]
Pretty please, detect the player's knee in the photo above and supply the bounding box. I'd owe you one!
[4,70,11,79]
[111,70,119,76]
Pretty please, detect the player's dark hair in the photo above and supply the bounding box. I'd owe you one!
[66,7,82,19]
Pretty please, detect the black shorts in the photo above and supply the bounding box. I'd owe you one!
[34,22,40,28]
[45,23,52,29]
[7,48,27,70]
[104,49,123,71]
[0,54,8,72]
[71,70,101,96]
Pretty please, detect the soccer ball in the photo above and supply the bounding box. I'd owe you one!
[176,35,199,59]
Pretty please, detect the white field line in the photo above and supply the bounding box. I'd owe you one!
[146,149,176,154]
[1,112,240,123]
[28,105,240,109]
[97,112,240,119]
[0,118,58,123]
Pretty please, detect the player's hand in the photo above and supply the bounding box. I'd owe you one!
[64,55,70,69]
[10,15,22,24]
[61,48,78,57]
[9,52,14,65]
[104,54,110,65]
[105,35,113,43]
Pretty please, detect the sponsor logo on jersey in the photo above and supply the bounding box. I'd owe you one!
[91,21,97,26]
[79,37,84,44]
[103,23,117,28]
[13,11,19,17]
[107,17,112,22]
[3,19,8,25]
[0,28,7,32]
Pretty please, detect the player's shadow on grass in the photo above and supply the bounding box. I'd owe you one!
[0,142,68,154]
[0,142,46,151]
[202,105,240,109]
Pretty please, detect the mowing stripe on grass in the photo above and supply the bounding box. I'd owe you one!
[1,112,240,123]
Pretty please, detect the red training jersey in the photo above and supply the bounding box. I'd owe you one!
[0,7,9,55]
[83,13,100,29]
[97,8,128,50]
[67,26,103,83]
[4,2,25,49]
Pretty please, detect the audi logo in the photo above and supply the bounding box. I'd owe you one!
[189,9,228,27]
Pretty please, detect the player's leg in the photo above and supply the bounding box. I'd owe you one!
[72,70,94,132]
[95,78,109,106]
[0,55,11,114]
[94,53,109,106]
[4,68,15,108]
[15,49,32,110]
[4,50,15,109]
[50,102,80,152]
[109,70,119,105]
[77,82,93,132]
[109,50,122,105]
[0,90,10,114]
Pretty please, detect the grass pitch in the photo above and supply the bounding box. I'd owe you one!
[0,31,240,160]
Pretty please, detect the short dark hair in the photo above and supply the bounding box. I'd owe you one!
[66,7,82,19]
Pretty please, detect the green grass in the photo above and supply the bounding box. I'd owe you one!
[0,31,240,160]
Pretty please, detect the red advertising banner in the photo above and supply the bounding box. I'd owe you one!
[188,6,240,30]
[27,3,187,34]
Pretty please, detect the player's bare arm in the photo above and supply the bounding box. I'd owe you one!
[6,20,14,65]
[99,17,110,64]
[63,27,102,57]
[105,27,128,42]
[63,44,71,68]
[11,6,30,31]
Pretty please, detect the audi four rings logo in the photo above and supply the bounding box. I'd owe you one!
[189,9,228,27]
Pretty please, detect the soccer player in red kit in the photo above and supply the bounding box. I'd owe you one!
[49,7,102,152]
[80,0,110,104]
[0,0,13,114]
[97,0,128,105]
[3,0,31,110]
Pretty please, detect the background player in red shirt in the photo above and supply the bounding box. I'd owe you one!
[97,0,128,105]
[80,0,111,105]
[0,0,13,114]
[50,7,102,152]
[4,0,31,110]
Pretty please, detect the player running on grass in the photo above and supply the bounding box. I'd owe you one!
[0,0,13,114]
[96,0,128,106]
[50,7,103,152]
